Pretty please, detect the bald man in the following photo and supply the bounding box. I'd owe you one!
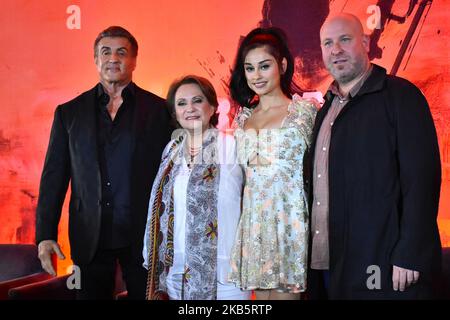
[307,13,442,299]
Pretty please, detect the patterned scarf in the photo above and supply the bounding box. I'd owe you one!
[145,129,220,300]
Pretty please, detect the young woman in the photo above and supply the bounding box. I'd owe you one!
[143,75,250,300]
[228,27,317,300]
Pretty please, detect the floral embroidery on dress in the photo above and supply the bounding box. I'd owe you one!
[229,94,317,293]
[232,106,254,129]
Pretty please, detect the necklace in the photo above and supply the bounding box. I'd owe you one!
[186,146,201,169]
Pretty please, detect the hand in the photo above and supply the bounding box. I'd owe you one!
[38,240,65,276]
[392,265,420,292]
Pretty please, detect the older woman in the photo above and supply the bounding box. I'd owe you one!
[143,75,250,300]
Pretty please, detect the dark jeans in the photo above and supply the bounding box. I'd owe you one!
[75,246,147,300]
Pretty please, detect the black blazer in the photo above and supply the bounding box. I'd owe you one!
[35,83,172,265]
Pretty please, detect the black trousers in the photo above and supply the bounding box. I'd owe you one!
[306,269,329,300]
[307,268,438,299]
[75,246,147,300]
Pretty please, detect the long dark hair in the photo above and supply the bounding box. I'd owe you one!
[229,27,294,108]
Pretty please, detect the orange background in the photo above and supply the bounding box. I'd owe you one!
[0,0,448,275]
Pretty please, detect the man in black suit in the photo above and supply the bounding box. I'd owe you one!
[35,26,172,299]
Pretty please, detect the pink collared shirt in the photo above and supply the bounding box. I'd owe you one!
[310,65,373,270]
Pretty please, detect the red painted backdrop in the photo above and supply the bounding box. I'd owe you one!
[0,0,449,275]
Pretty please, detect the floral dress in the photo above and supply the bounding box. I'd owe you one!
[229,94,317,293]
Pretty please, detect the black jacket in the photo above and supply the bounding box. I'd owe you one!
[308,64,442,299]
[36,83,172,265]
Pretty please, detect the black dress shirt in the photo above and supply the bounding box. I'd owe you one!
[96,82,136,249]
